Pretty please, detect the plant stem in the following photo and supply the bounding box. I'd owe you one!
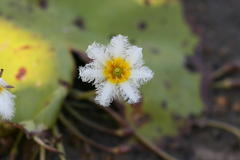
[70,90,95,100]
[39,146,46,160]
[212,61,240,79]
[71,100,127,126]
[65,105,130,137]
[68,92,178,160]
[33,136,61,154]
[99,106,127,126]
[9,132,23,160]
[100,106,178,160]
[134,132,178,160]
[65,101,90,109]
[52,126,66,160]
[196,119,240,139]
[59,113,131,154]
[213,79,240,89]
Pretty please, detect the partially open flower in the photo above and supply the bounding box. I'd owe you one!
[79,35,154,106]
[0,71,15,120]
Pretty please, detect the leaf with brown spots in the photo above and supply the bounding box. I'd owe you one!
[0,19,74,130]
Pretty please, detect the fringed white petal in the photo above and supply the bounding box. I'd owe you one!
[79,63,104,85]
[107,35,129,58]
[119,82,140,104]
[79,34,154,106]
[86,42,108,64]
[125,46,144,68]
[95,82,116,106]
[130,66,154,87]
[0,90,15,120]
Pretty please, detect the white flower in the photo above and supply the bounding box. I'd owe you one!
[0,78,15,120]
[79,35,154,106]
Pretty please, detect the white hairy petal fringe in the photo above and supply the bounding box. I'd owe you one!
[0,90,15,120]
[86,42,108,65]
[79,34,154,106]
[130,66,154,86]
[79,63,104,85]
[119,82,140,104]
[107,35,130,58]
[125,46,144,68]
[95,82,116,107]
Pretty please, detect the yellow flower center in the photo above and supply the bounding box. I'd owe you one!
[0,86,4,93]
[103,58,131,84]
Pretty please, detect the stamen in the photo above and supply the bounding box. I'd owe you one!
[103,58,131,84]
[113,68,122,77]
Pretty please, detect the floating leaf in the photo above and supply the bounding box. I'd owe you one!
[0,18,73,129]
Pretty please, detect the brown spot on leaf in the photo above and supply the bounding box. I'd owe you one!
[184,56,197,72]
[59,79,70,89]
[15,45,32,52]
[20,45,31,50]
[151,47,160,54]
[73,17,85,30]
[38,0,48,9]
[144,0,151,6]
[16,67,27,81]
[137,21,147,31]
[161,100,168,109]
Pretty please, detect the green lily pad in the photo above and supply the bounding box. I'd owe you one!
[0,0,202,139]
[0,18,73,129]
